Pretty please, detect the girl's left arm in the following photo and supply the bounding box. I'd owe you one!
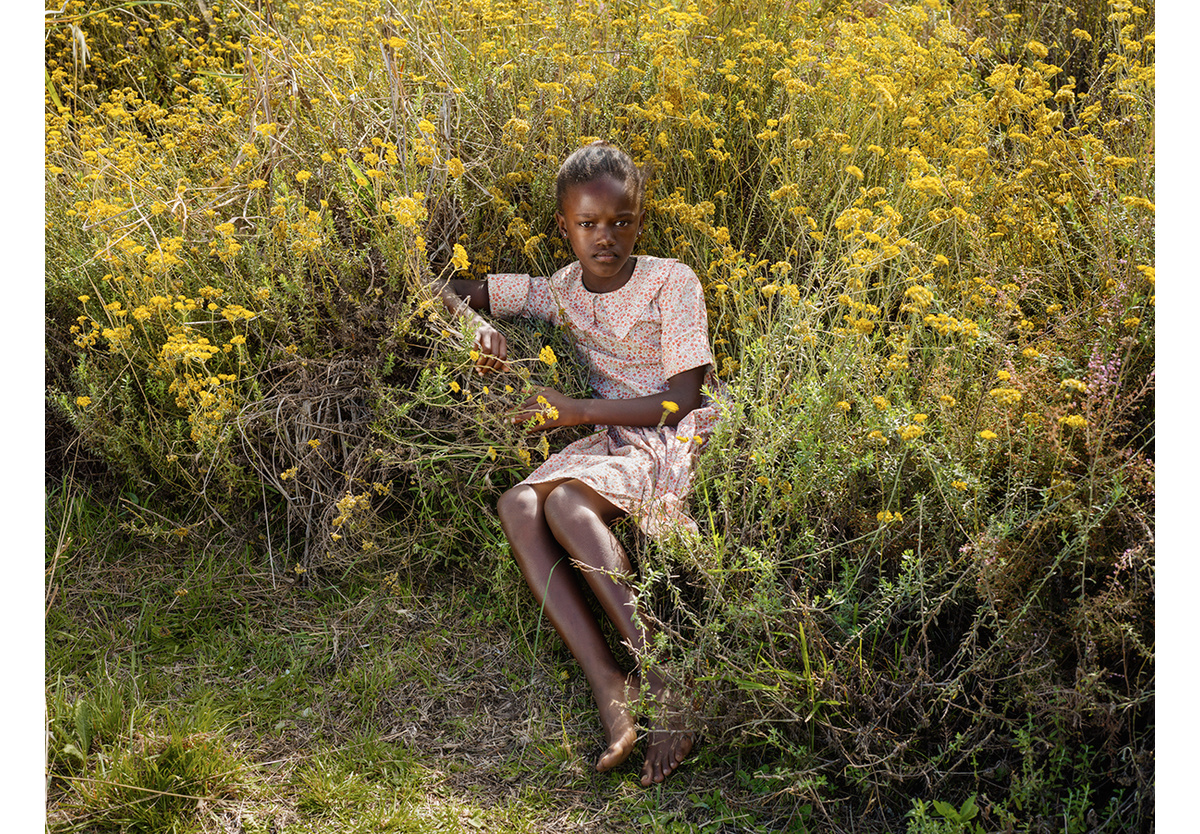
[515,364,708,432]
[430,277,508,374]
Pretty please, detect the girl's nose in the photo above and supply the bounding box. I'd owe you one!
[597,224,615,244]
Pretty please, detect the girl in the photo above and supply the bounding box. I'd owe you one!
[434,141,719,786]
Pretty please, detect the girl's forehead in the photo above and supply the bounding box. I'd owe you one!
[561,175,641,213]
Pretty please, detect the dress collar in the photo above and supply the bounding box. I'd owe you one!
[552,257,673,340]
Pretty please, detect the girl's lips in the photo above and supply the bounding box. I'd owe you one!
[594,251,617,261]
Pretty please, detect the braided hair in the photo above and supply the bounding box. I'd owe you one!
[555,141,649,213]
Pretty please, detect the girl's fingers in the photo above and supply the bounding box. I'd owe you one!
[473,330,508,374]
[509,391,546,425]
[475,354,504,374]
[511,388,570,432]
[474,347,507,374]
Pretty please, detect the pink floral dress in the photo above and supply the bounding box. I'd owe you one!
[488,255,720,536]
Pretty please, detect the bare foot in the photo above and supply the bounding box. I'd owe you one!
[639,674,695,786]
[595,673,640,773]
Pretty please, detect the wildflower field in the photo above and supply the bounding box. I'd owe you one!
[45,0,1154,831]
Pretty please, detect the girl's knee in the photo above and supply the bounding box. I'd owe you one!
[545,480,622,543]
[543,480,588,529]
[546,480,622,523]
[497,484,539,529]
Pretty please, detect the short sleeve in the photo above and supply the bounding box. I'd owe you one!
[658,263,714,378]
[487,273,560,325]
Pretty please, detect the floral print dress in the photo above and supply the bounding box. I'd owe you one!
[488,255,720,536]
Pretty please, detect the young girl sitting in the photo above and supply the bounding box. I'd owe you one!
[434,141,719,786]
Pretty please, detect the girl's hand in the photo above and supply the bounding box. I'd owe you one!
[473,322,508,375]
[512,387,582,433]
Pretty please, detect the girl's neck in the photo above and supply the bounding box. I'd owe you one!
[581,257,637,294]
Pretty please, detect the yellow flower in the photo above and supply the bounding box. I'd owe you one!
[487,446,497,461]
[897,424,925,441]
[873,396,890,410]
[1060,378,1089,394]
[295,170,312,183]
[939,395,957,407]
[449,380,461,393]
[989,387,1022,406]
[979,430,998,441]
[836,400,851,412]
[534,395,559,421]
[1059,414,1088,430]
[76,396,92,408]
[661,400,679,414]
[538,345,557,366]
[952,480,969,491]
[451,243,470,272]
[308,439,321,448]
[447,157,465,178]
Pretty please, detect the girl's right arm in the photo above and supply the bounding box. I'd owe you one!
[431,278,508,374]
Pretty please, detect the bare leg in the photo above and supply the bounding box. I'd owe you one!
[541,480,695,786]
[497,481,638,772]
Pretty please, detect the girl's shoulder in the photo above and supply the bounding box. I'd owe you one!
[637,256,702,296]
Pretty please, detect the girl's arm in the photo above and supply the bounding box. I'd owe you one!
[431,277,508,374]
[516,364,708,431]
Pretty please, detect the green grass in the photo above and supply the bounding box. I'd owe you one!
[46,468,1147,832]
[46,483,812,834]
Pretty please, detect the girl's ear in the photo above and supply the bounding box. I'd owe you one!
[555,211,568,237]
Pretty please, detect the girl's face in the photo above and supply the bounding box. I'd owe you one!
[556,175,645,293]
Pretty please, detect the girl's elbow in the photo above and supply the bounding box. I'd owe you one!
[666,393,703,425]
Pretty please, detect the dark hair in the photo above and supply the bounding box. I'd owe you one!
[555,141,648,212]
